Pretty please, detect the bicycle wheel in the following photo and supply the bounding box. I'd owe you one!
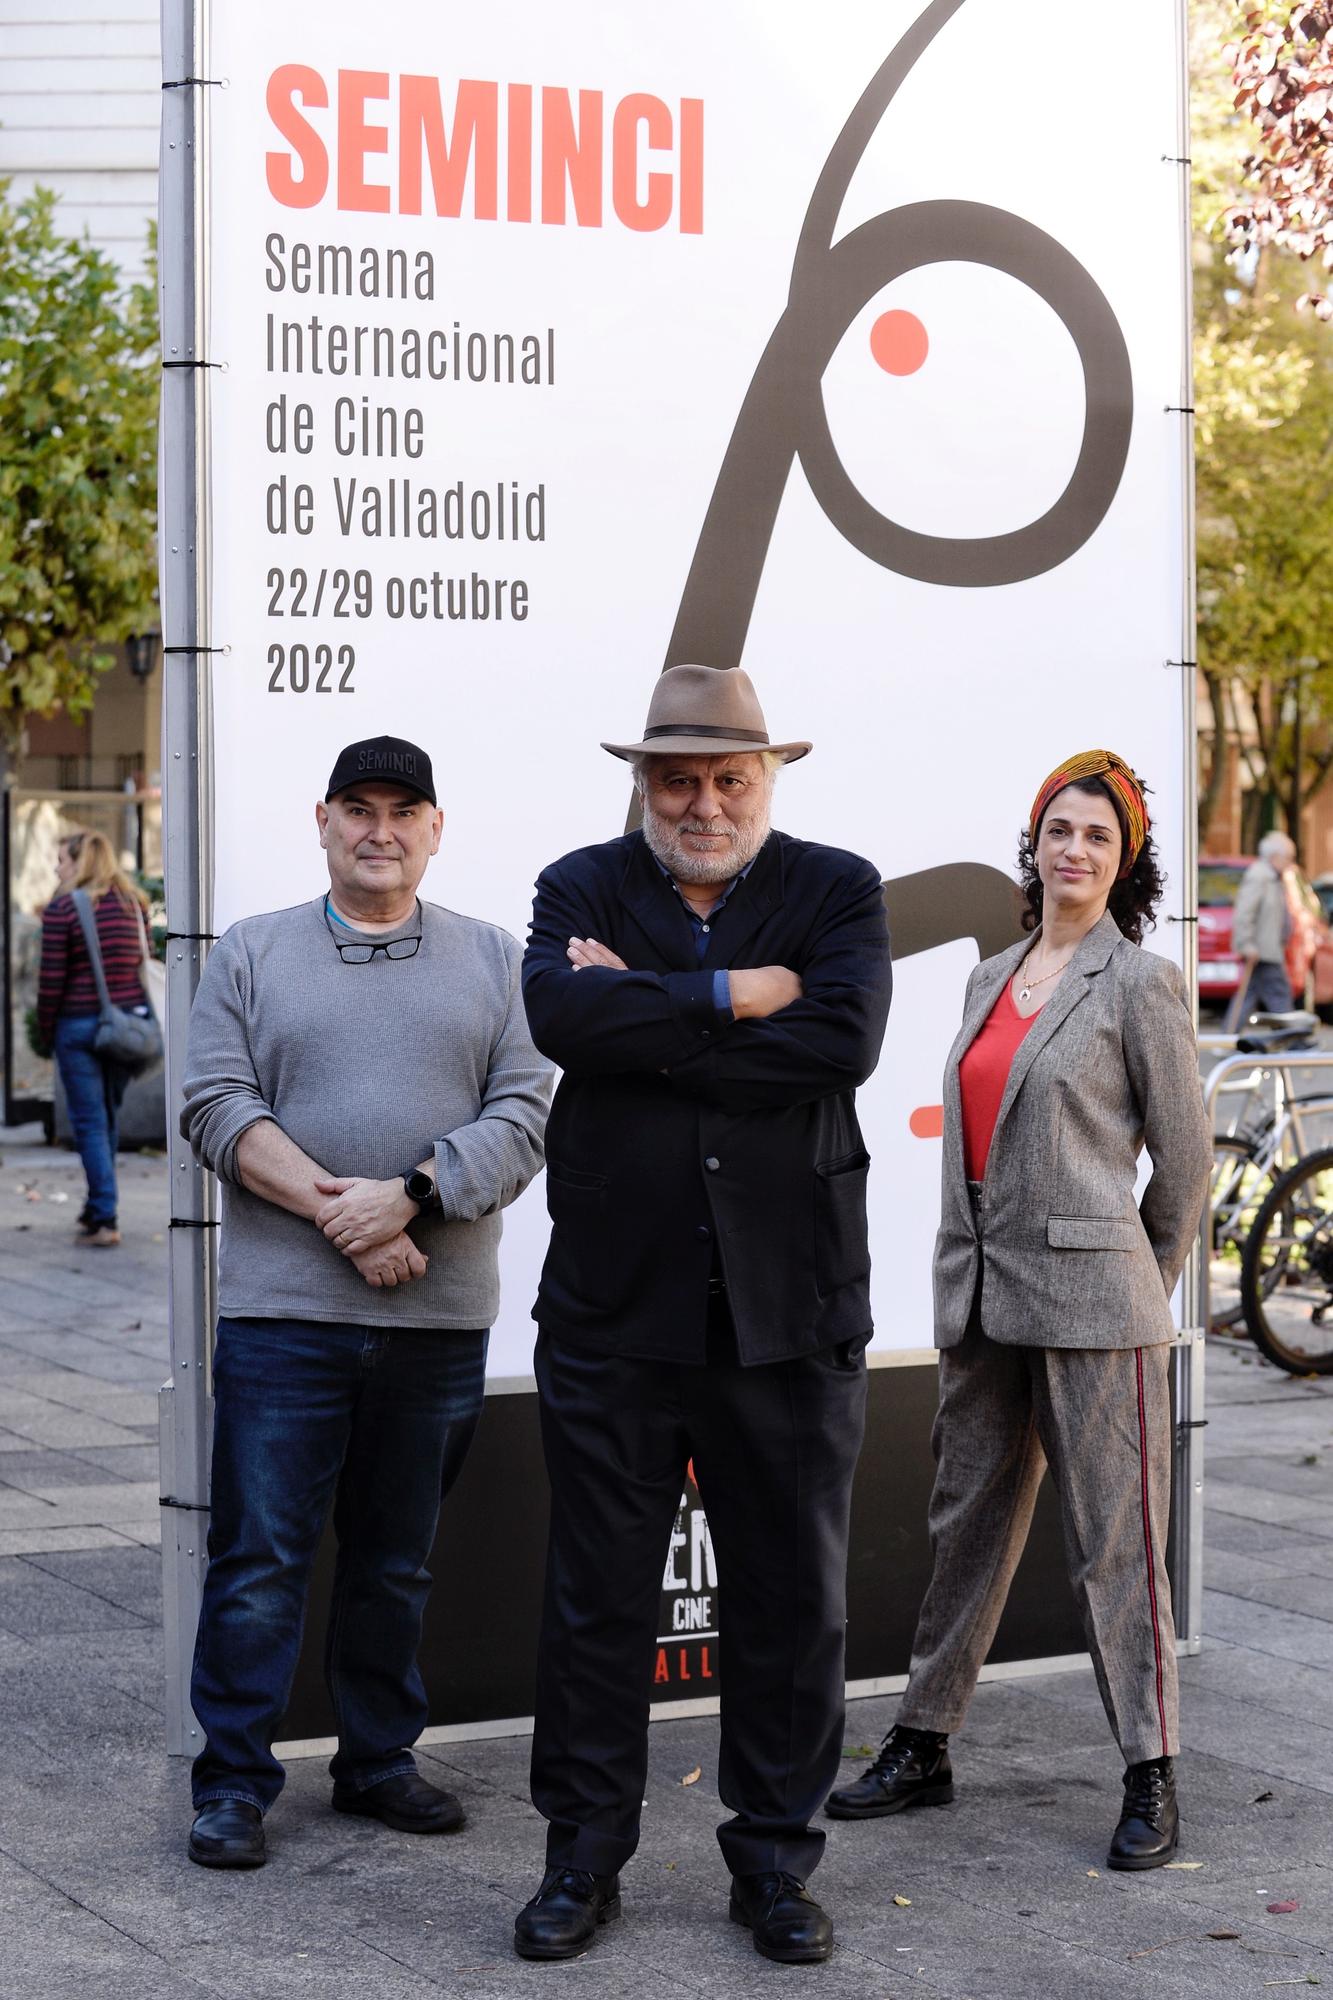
[1209,1135,1275,1334]
[1240,1145,1333,1374]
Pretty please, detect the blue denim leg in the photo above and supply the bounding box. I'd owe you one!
[325,1326,488,1789]
[190,1317,489,1812]
[53,1013,120,1228]
[191,1318,364,1811]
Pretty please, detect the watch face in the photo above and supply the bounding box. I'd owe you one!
[406,1171,435,1205]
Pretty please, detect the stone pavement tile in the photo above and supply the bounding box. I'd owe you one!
[8,1373,161,1425]
[1177,1686,1333,1796]
[1201,1508,1324,1557]
[0,1393,154,1449]
[1202,1479,1333,1536]
[0,1525,143,1559]
[112,1516,162,1548]
[66,1442,161,1481]
[1207,1450,1333,1498]
[19,1624,166,1721]
[0,1553,151,1638]
[1202,1586,1333,1666]
[25,1544,162,1619]
[0,1328,166,1385]
[0,1447,131,1492]
[1179,1637,1333,1732]
[0,1851,223,2000]
[1205,1560,1333,1623]
[10,1478,160,1523]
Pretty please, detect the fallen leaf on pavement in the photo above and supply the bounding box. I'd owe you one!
[892,1894,911,1907]
[1208,1931,1241,1940]
[681,1766,701,1786]
[1164,1861,1205,1870]
[1087,1869,1100,1879]
[1267,1901,1301,1915]
[1254,1791,1276,1803]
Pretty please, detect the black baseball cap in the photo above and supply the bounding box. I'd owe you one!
[325,736,436,806]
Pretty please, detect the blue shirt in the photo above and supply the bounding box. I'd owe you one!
[656,858,757,1022]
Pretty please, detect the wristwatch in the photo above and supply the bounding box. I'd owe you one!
[403,1168,440,1214]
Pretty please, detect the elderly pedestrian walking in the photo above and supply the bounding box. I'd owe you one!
[1231,831,1296,1021]
[826,750,1211,1870]
[513,664,892,1965]
[180,735,551,1870]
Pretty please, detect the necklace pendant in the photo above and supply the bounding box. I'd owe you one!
[1018,985,1031,1004]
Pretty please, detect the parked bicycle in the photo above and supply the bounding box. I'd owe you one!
[1205,1014,1333,1334]
[1239,1144,1333,1375]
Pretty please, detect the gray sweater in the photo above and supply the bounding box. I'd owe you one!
[181,896,552,1328]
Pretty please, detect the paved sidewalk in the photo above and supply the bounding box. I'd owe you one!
[1,1136,1331,1999]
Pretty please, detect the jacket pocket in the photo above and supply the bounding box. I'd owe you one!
[815,1150,871,1294]
[1047,1216,1137,1252]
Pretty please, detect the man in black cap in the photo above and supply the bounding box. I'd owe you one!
[180,737,551,1869]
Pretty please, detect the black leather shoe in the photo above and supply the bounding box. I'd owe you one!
[514,1866,622,1960]
[331,1770,464,1834]
[188,1799,266,1869]
[730,1872,833,1964]
[1107,1757,1179,1870]
[825,1725,954,1819]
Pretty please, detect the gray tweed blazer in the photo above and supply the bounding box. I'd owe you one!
[932,910,1211,1351]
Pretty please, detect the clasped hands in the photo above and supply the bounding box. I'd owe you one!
[314,1174,425,1290]
[567,937,803,1017]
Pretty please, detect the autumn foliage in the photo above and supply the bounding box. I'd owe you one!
[1225,5,1333,315]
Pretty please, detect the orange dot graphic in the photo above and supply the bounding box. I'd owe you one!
[871,309,929,376]
[909,1104,944,1139]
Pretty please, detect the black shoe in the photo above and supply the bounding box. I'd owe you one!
[729,1872,833,1964]
[331,1770,464,1834]
[1107,1757,1179,1871]
[825,1725,954,1819]
[188,1799,266,1869]
[514,1866,622,1961]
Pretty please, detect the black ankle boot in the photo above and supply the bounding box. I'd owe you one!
[825,1725,953,1820]
[1107,1756,1178,1870]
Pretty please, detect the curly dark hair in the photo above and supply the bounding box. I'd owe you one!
[1017,774,1165,946]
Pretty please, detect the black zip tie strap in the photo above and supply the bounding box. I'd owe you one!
[163,645,228,656]
[164,930,218,943]
[163,78,224,89]
[169,1217,221,1230]
[162,359,224,370]
[1164,404,1195,414]
[1165,914,1198,923]
[1165,659,1198,669]
[160,1496,211,1511]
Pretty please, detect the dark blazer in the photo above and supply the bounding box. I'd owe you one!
[521,829,893,1365]
[932,912,1212,1351]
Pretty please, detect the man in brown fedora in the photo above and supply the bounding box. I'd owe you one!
[513,664,892,1965]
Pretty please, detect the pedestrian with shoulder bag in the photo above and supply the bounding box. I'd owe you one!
[37,829,161,1247]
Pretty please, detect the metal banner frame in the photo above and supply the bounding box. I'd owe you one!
[157,0,1203,1751]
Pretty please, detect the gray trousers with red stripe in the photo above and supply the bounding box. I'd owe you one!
[896,1316,1177,1765]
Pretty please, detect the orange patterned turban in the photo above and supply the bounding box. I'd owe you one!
[1029,750,1149,878]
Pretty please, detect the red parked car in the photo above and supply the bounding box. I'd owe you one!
[1198,855,1333,1014]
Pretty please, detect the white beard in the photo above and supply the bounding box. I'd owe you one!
[641,803,773,884]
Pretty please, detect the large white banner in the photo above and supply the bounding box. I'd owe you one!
[206,0,1188,1374]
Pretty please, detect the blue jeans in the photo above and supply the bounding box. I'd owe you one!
[191,1316,488,1812]
[1241,959,1295,1019]
[53,1012,130,1227]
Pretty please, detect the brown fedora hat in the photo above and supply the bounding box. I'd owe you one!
[601,664,812,764]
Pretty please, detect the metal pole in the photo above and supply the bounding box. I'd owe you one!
[1170,0,1205,1656]
[158,0,216,1758]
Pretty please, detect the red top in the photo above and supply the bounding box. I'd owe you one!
[37,891,146,1045]
[959,982,1040,1182]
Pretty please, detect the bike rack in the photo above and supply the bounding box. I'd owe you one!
[1199,1043,1333,1335]
[1172,1044,1333,1656]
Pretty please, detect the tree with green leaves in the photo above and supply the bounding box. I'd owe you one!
[0,181,157,752]
[1193,0,1333,852]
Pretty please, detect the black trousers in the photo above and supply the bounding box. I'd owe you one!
[530,1302,867,1880]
